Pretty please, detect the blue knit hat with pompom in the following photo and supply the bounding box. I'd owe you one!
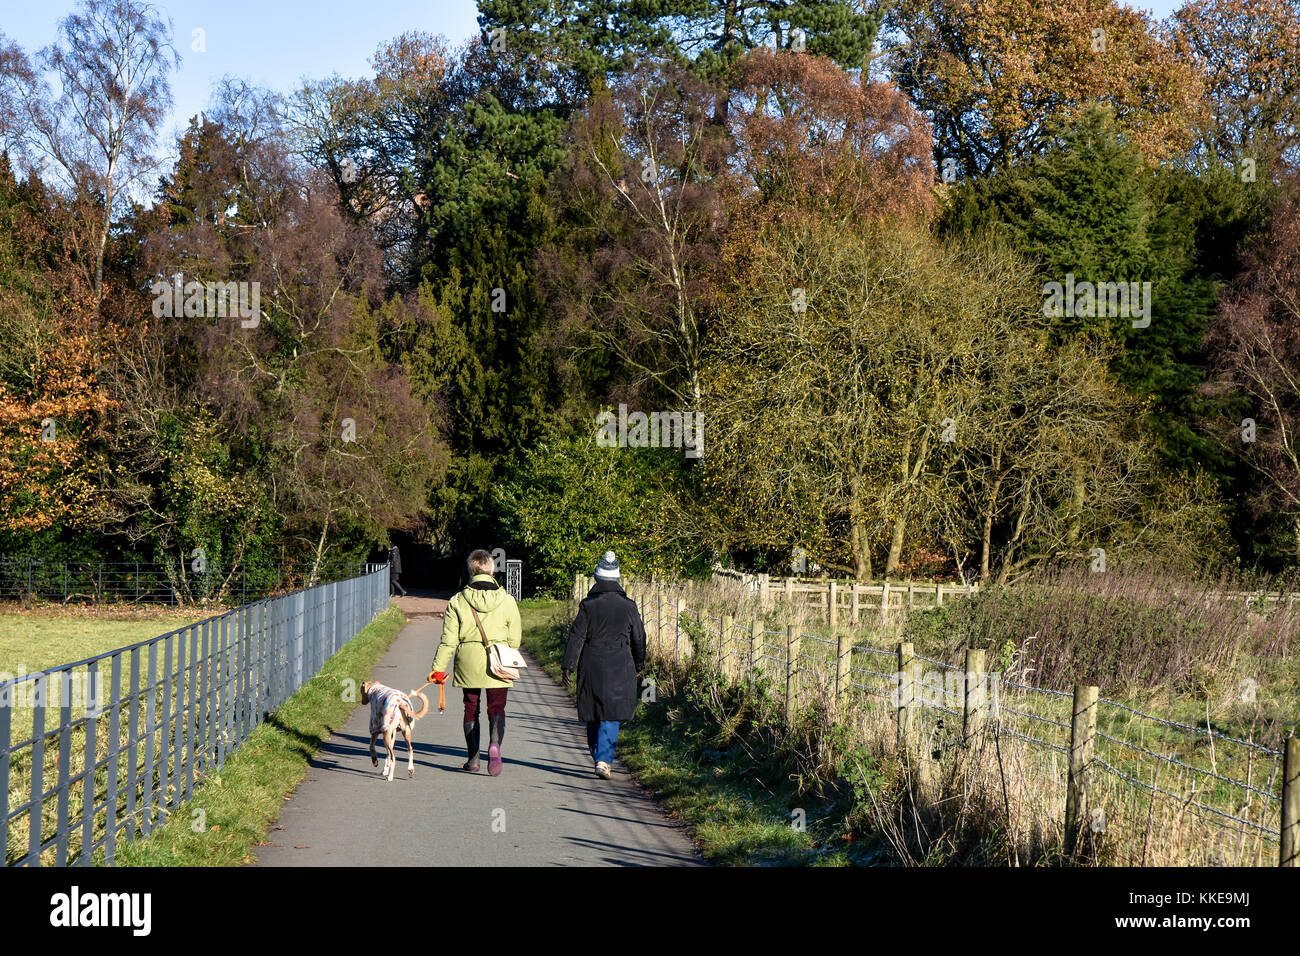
[594,550,620,580]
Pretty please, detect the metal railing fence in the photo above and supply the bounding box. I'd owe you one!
[1,564,389,866]
[0,557,368,607]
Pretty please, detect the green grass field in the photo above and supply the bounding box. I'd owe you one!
[0,608,200,677]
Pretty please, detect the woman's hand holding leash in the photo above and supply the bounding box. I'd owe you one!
[408,673,447,717]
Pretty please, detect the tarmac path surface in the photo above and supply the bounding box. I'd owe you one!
[254,596,703,867]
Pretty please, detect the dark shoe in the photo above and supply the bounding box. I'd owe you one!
[462,721,480,772]
[487,715,505,776]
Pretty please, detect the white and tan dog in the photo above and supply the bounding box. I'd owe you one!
[361,680,417,781]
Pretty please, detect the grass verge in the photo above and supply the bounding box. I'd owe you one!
[519,599,851,865]
[109,604,407,866]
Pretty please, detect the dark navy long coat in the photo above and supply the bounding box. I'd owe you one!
[563,580,647,722]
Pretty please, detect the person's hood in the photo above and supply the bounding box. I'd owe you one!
[463,574,508,613]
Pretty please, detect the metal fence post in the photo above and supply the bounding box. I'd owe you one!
[0,674,8,862]
[1283,736,1299,867]
[28,673,45,860]
[293,590,305,692]
[105,653,122,862]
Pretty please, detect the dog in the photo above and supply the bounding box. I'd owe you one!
[361,680,417,781]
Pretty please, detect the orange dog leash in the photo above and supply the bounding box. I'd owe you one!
[407,680,447,719]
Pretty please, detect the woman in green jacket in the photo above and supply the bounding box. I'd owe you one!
[427,550,522,776]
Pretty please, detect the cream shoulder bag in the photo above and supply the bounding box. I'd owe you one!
[470,606,527,681]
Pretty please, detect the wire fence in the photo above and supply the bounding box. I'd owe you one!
[609,575,1298,867]
[0,557,368,607]
[1,564,390,866]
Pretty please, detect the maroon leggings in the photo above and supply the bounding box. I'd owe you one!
[462,687,508,722]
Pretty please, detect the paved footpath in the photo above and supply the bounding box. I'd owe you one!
[254,597,702,867]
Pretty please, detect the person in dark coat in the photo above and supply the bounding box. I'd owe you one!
[562,550,646,779]
[389,544,406,596]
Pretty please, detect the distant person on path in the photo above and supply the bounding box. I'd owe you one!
[562,550,646,779]
[389,543,406,596]
[427,549,522,775]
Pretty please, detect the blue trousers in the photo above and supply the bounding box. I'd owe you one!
[586,720,619,764]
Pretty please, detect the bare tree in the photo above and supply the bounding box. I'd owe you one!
[1207,178,1300,558]
[545,56,728,411]
[0,32,35,157]
[15,0,178,299]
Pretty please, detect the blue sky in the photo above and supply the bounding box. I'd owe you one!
[1,0,483,146]
[1,0,1185,150]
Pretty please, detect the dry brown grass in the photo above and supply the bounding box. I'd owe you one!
[623,574,1290,866]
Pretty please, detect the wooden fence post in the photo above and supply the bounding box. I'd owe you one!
[935,583,943,607]
[879,580,891,624]
[1065,684,1099,860]
[851,583,860,624]
[785,625,800,726]
[675,598,685,662]
[750,619,761,672]
[907,579,914,610]
[828,581,837,626]
[760,573,770,610]
[896,642,914,747]
[1283,736,1299,867]
[835,628,852,710]
[963,647,986,741]
[785,577,793,604]
[655,583,665,656]
[722,614,734,680]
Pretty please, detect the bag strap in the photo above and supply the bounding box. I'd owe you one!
[469,606,493,646]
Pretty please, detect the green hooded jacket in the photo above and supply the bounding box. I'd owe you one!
[431,574,522,689]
